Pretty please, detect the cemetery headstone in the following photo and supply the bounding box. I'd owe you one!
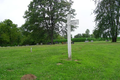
[41,43,43,45]
[91,40,93,42]
[31,47,32,52]
[36,43,39,45]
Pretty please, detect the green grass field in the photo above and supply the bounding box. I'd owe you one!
[0,41,120,80]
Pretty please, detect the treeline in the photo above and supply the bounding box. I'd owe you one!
[1,19,120,46]
[54,38,110,43]
[0,19,65,46]
[0,0,77,46]
[0,19,100,46]
[1,0,120,46]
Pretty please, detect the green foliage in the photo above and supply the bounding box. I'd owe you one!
[20,24,47,45]
[53,38,97,43]
[23,0,76,43]
[117,37,120,41]
[93,0,120,42]
[72,38,86,42]
[74,33,82,38]
[85,29,90,37]
[0,19,22,46]
[0,42,120,80]
[72,38,96,42]
[53,39,67,43]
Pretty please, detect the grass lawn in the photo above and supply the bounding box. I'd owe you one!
[0,41,120,80]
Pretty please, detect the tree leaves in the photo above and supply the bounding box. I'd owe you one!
[23,0,76,43]
[93,0,120,42]
[0,19,21,46]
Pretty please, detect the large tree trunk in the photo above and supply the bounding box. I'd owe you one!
[112,36,117,42]
[51,30,54,44]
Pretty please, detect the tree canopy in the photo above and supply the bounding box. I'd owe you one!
[23,0,76,44]
[0,19,21,46]
[93,0,120,42]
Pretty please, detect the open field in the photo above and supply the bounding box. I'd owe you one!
[0,41,120,80]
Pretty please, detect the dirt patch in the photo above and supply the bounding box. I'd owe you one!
[57,63,62,65]
[62,58,72,61]
[74,59,81,64]
[21,74,37,80]
[74,59,82,61]
[74,59,78,61]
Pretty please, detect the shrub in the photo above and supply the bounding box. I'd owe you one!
[53,38,96,43]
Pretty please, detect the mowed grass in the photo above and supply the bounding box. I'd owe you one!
[0,41,120,80]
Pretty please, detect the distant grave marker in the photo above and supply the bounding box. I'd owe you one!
[41,43,43,45]
[91,40,93,42]
[36,43,39,45]
[31,47,32,52]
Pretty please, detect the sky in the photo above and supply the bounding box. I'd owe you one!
[0,0,96,37]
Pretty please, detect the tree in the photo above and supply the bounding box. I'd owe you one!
[23,0,76,44]
[90,34,94,38]
[74,33,82,38]
[0,19,21,46]
[93,0,120,42]
[20,21,47,44]
[81,33,86,38]
[85,29,90,38]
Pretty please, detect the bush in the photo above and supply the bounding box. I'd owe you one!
[53,38,96,43]
[117,37,120,41]
[53,39,67,43]
[72,38,96,42]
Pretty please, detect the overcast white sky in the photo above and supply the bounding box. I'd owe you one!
[0,0,96,37]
